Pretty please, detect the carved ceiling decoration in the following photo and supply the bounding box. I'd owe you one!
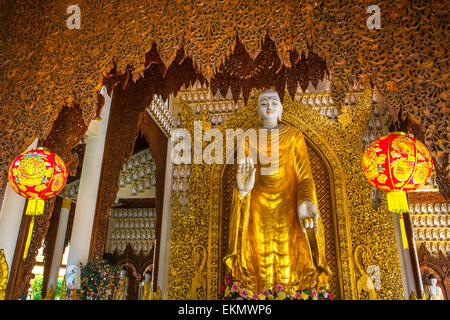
[0,0,448,200]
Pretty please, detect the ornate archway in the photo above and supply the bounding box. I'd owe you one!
[168,89,405,300]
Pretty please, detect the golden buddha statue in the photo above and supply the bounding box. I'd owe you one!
[140,271,152,300]
[224,90,331,293]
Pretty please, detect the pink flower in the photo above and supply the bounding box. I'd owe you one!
[329,293,333,300]
[239,289,247,298]
[231,283,239,292]
[236,297,244,300]
[312,289,317,297]
[252,293,259,300]
[275,284,284,292]
[225,274,232,284]
[220,285,226,293]
[262,289,268,295]
[295,292,302,300]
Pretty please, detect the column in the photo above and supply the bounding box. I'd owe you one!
[0,138,38,280]
[65,87,112,288]
[392,212,417,298]
[157,98,175,299]
[46,198,72,293]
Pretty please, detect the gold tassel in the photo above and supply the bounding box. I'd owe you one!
[387,191,409,249]
[25,199,45,216]
[23,215,35,260]
[23,199,44,260]
[386,190,409,213]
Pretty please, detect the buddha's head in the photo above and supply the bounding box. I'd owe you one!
[258,89,282,128]
[429,274,437,286]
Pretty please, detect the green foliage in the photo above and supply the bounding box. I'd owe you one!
[30,275,44,300]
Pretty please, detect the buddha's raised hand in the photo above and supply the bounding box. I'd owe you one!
[298,200,319,234]
[237,157,256,198]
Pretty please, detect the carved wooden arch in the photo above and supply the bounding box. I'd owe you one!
[209,108,351,300]
[217,121,344,298]
[418,243,449,300]
[113,244,154,300]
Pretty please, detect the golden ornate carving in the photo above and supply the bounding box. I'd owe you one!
[0,249,7,300]
[168,89,406,299]
[189,245,207,300]
[354,245,378,300]
[42,285,55,300]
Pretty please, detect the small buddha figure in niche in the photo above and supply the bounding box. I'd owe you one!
[426,216,433,226]
[418,229,424,240]
[415,204,421,214]
[424,274,444,300]
[225,90,331,293]
[145,220,150,228]
[419,216,425,226]
[427,203,434,213]
[433,216,440,226]
[440,216,446,226]
[421,203,427,213]
[140,270,153,300]
[432,229,439,240]
[434,203,441,213]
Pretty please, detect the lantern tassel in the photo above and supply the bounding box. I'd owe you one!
[23,199,44,260]
[25,199,45,216]
[386,190,409,213]
[387,191,409,249]
[23,215,35,260]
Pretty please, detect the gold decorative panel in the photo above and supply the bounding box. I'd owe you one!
[168,89,406,300]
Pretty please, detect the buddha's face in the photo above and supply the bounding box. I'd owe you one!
[258,91,282,124]
[430,278,437,286]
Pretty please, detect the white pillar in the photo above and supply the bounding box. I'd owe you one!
[157,106,175,300]
[46,198,71,292]
[0,138,38,280]
[66,87,112,288]
[392,212,417,298]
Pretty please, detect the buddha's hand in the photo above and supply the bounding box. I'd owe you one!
[237,157,256,197]
[298,200,319,234]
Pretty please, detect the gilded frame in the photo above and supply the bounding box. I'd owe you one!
[168,89,405,300]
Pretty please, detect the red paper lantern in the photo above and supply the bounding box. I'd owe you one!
[362,132,433,248]
[8,147,67,259]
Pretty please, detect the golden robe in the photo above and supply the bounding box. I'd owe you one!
[224,124,330,292]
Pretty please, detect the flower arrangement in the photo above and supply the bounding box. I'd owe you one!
[220,274,333,300]
[65,259,121,300]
